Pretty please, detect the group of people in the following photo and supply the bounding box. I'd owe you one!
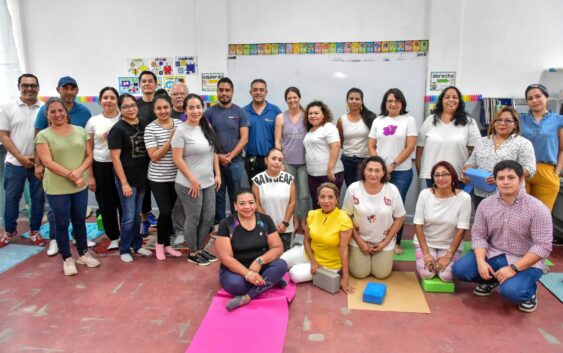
[0,71,560,313]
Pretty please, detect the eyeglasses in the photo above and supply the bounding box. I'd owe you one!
[120,104,138,110]
[434,173,451,178]
[494,119,515,125]
[20,84,39,89]
[171,92,187,97]
[386,100,400,105]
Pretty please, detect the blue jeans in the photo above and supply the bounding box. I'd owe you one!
[215,161,243,223]
[115,179,146,255]
[4,163,44,232]
[452,251,543,304]
[220,258,288,299]
[341,155,367,188]
[390,168,413,244]
[46,189,88,260]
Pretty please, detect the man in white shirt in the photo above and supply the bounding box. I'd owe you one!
[0,74,45,247]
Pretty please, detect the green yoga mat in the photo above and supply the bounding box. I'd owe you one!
[393,240,471,262]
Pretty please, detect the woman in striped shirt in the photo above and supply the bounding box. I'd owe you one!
[144,94,182,260]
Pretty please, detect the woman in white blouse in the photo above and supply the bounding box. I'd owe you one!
[303,101,344,206]
[342,156,405,279]
[462,106,536,208]
[416,86,481,187]
[414,161,471,282]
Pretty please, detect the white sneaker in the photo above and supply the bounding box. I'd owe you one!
[120,253,133,263]
[87,239,96,247]
[85,207,92,218]
[47,240,59,256]
[63,258,78,276]
[136,247,153,257]
[173,235,185,246]
[76,252,101,268]
[108,239,119,250]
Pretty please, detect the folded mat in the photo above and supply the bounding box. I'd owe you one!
[0,243,44,273]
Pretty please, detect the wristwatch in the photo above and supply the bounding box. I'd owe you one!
[255,257,264,266]
[509,264,519,273]
[282,221,290,227]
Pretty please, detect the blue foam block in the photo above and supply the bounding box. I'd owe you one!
[465,168,496,193]
[362,282,386,304]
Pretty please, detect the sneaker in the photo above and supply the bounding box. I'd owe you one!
[107,239,119,250]
[141,221,151,238]
[63,258,78,276]
[147,211,158,226]
[473,282,500,296]
[120,253,133,263]
[519,294,538,313]
[30,231,45,246]
[76,253,101,268]
[173,235,185,246]
[0,231,16,248]
[87,239,96,247]
[85,206,93,218]
[188,253,210,266]
[136,247,153,257]
[47,239,59,256]
[201,250,218,263]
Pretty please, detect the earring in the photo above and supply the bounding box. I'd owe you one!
[360,105,363,112]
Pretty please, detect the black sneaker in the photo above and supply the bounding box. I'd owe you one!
[188,253,210,266]
[518,294,538,313]
[201,250,218,263]
[473,282,499,296]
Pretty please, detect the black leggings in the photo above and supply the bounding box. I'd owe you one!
[149,181,177,246]
[93,161,121,240]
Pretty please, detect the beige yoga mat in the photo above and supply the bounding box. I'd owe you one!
[347,272,430,313]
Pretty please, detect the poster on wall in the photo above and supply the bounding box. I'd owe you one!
[148,57,174,75]
[118,77,140,94]
[174,56,198,75]
[127,58,148,76]
[202,73,224,91]
[161,75,187,93]
[430,71,456,92]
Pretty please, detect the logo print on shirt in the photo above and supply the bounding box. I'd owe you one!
[366,214,376,223]
[353,195,360,205]
[384,197,392,206]
[383,125,398,136]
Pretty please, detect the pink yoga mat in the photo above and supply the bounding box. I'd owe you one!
[187,275,296,353]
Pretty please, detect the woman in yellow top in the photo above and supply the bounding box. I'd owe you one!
[281,182,354,293]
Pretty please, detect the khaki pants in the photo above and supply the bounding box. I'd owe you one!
[349,245,393,279]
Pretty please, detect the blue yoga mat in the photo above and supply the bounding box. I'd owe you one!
[0,243,44,273]
[21,223,104,241]
[539,272,563,302]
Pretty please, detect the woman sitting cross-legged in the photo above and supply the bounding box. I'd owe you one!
[413,161,471,282]
[281,182,354,293]
[215,188,288,311]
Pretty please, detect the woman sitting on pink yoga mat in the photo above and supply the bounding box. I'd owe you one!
[216,188,288,311]
[281,182,355,293]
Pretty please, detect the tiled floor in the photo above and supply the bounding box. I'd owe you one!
[0,224,562,353]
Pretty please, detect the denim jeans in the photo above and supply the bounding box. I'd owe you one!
[452,251,543,304]
[0,145,7,226]
[389,168,413,244]
[341,155,367,188]
[4,163,44,232]
[46,189,88,260]
[215,161,243,223]
[115,179,146,255]
[284,163,310,220]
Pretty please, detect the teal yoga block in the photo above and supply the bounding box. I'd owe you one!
[362,282,386,304]
[421,277,455,293]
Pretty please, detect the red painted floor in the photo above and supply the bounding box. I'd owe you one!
[1,224,562,353]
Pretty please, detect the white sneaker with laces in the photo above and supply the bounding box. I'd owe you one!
[76,253,101,268]
[120,253,133,263]
[47,239,59,256]
[136,247,153,256]
[63,258,78,276]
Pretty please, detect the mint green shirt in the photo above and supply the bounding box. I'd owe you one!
[35,126,89,195]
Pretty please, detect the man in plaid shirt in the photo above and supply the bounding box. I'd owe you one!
[453,160,552,313]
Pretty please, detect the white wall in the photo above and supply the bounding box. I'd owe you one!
[17,0,563,98]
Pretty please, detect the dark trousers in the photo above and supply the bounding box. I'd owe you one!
[245,155,267,182]
[142,179,152,215]
[341,155,366,187]
[220,258,288,299]
[149,181,177,246]
[93,161,121,240]
[390,169,413,245]
[308,172,344,209]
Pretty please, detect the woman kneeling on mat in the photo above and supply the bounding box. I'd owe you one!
[282,183,354,293]
[215,188,288,311]
[342,156,405,279]
[413,161,471,282]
